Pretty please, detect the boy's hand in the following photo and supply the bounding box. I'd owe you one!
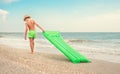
[42,30,45,32]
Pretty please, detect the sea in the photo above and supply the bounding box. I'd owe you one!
[0,32,120,63]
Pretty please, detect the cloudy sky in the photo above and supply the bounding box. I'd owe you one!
[0,0,120,32]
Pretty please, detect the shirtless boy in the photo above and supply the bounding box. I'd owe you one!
[24,15,45,54]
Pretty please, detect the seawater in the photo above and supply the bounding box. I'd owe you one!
[0,32,120,63]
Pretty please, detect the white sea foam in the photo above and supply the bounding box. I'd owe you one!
[0,36,120,63]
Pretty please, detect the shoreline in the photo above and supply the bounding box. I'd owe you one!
[0,36,120,64]
[0,44,120,74]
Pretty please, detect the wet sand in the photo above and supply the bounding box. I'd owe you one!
[0,44,120,74]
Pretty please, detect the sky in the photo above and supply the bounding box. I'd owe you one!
[0,0,120,32]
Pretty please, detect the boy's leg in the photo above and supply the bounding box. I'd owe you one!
[29,38,34,54]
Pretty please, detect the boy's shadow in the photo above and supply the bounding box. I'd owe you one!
[42,53,70,63]
[40,53,91,64]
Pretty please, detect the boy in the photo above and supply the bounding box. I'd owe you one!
[24,15,45,54]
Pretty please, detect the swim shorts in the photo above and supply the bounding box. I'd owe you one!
[28,30,37,38]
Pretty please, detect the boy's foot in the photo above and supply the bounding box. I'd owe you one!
[30,52,34,54]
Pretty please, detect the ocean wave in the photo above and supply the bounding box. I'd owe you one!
[67,39,98,43]
[67,39,120,45]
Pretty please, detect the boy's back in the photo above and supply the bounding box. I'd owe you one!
[25,19,36,30]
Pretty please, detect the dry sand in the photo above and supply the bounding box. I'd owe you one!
[0,44,120,74]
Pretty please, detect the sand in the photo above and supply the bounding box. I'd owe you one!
[0,44,120,74]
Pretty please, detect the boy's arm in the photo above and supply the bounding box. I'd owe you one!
[24,23,28,40]
[34,21,45,32]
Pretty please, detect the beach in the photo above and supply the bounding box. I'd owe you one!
[0,44,120,74]
[1,0,120,73]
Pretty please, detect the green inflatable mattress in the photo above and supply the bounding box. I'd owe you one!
[42,31,91,63]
